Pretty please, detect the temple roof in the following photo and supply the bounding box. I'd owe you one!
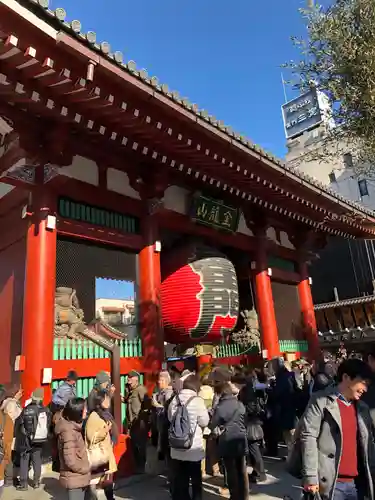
[1,0,375,238]
[314,295,375,310]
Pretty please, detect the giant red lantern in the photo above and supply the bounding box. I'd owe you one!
[161,244,239,344]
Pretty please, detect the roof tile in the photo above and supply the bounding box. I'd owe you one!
[10,0,375,222]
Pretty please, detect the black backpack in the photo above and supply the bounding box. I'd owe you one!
[168,395,197,450]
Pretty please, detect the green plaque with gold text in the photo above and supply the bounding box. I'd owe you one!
[190,195,239,232]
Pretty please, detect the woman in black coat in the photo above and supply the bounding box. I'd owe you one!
[209,381,249,500]
[239,378,267,483]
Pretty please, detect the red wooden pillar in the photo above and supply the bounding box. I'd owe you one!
[21,190,56,403]
[298,261,320,360]
[254,236,280,359]
[138,213,164,393]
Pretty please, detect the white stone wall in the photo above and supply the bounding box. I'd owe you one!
[286,125,375,210]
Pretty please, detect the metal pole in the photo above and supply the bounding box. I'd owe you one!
[110,344,122,432]
[365,240,375,281]
[348,240,360,296]
[281,73,288,103]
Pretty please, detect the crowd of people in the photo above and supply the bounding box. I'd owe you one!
[1,348,375,500]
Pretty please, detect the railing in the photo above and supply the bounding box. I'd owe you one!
[53,337,308,361]
[215,343,257,358]
[279,339,309,353]
[215,339,309,358]
[53,338,142,360]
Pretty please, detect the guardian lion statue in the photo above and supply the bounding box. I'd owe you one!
[232,308,261,348]
[54,287,86,339]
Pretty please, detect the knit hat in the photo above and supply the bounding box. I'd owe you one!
[31,388,44,402]
[128,370,140,379]
[95,371,111,386]
[209,367,232,384]
[67,370,78,381]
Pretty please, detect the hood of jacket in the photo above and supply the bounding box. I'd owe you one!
[54,417,82,436]
[199,385,214,400]
[177,388,197,404]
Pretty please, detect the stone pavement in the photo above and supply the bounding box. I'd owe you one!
[1,455,301,500]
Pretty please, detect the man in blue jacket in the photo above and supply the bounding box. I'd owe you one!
[51,370,78,410]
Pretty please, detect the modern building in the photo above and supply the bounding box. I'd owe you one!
[284,95,375,304]
[95,298,135,326]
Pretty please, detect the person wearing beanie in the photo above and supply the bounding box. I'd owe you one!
[15,388,51,491]
[87,371,114,413]
[51,370,78,411]
[124,370,149,473]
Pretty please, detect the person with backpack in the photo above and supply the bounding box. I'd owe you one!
[168,374,209,500]
[288,358,375,500]
[15,388,51,491]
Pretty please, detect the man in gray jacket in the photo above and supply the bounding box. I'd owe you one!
[289,358,375,500]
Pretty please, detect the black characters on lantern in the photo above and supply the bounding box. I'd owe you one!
[189,257,239,339]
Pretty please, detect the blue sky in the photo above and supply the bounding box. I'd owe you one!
[58,0,310,300]
[96,278,134,300]
[51,0,309,158]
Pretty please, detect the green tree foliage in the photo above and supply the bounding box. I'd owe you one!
[287,0,375,169]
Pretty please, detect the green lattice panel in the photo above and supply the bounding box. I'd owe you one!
[215,340,308,358]
[52,377,96,399]
[52,374,144,427]
[215,343,259,358]
[53,338,142,360]
[58,197,140,234]
[279,340,309,353]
